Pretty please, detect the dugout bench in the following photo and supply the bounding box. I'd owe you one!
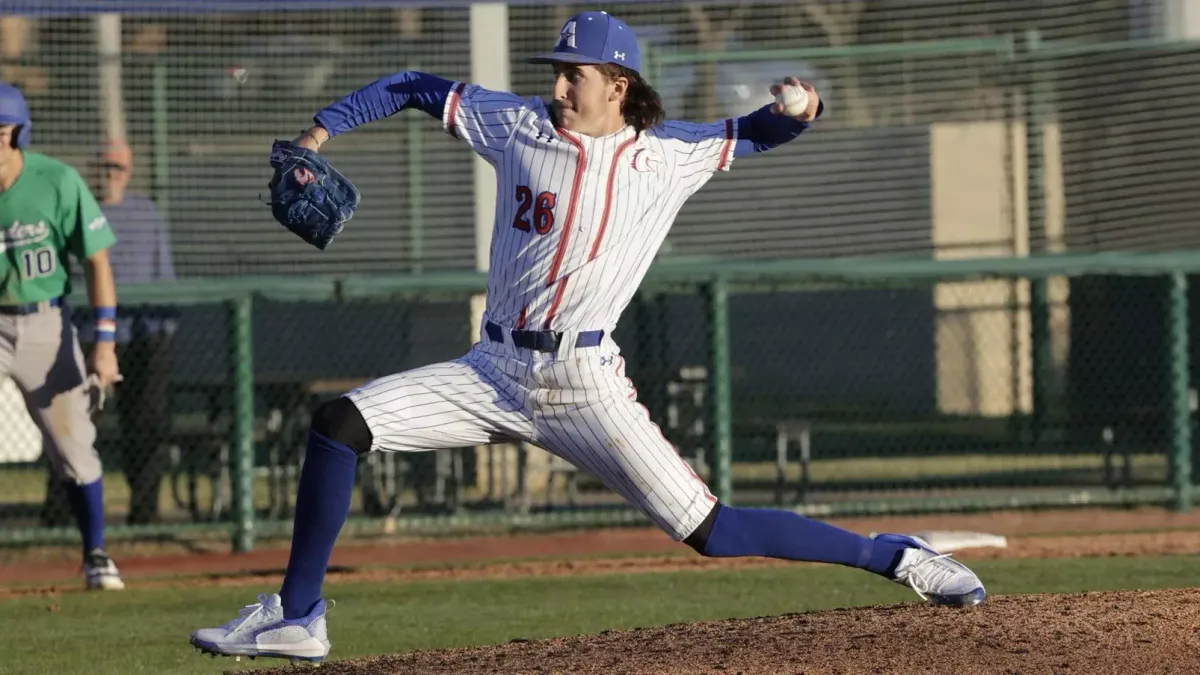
[767,409,1164,507]
[156,375,473,523]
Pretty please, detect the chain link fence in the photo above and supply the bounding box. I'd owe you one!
[1,2,1197,273]
[728,274,1183,508]
[3,262,1196,541]
[2,1,1200,546]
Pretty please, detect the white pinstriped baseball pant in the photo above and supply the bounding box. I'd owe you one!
[345,328,717,541]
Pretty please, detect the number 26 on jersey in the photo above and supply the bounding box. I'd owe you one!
[512,186,557,235]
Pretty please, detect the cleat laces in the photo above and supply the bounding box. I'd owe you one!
[901,551,959,602]
[224,593,275,632]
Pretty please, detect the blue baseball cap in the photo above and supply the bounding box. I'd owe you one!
[529,11,642,75]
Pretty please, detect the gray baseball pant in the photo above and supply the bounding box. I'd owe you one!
[0,305,103,485]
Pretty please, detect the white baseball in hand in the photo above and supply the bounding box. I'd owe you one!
[775,84,810,118]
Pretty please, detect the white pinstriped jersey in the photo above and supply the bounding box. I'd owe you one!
[345,79,745,542]
[443,82,736,334]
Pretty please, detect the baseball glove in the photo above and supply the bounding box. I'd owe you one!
[266,140,361,250]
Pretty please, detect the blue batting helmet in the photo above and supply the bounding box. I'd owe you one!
[0,82,31,149]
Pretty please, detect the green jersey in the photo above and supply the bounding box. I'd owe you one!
[0,152,116,305]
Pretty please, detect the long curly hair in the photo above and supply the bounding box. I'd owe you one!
[595,63,665,132]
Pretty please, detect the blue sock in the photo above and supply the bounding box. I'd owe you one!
[279,430,358,620]
[701,506,909,578]
[65,479,106,557]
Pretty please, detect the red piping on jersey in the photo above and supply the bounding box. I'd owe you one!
[543,276,570,330]
[546,129,586,286]
[716,118,734,171]
[587,135,639,261]
[542,128,587,330]
[445,83,466,138]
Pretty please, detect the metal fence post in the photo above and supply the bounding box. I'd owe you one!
[707,277,733,504]
[229,295,256,551]
[1023,28,1052,448]
[1169,272,1192,512]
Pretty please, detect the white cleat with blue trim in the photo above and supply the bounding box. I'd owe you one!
[874,533,987,607]
[189,593,331,663]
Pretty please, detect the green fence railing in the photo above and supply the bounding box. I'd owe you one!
[1,251,1196,551]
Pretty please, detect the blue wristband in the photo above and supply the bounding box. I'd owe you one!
[94,309,117,342]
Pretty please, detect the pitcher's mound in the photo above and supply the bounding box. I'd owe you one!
[245,588,1200,675]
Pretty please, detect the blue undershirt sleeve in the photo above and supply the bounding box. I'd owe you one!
[313,71,454,137]
[732,99,825,158]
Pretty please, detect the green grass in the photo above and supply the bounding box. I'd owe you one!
[1,555,1199,675]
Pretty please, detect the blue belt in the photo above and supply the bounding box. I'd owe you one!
[0,297,62,316]
[485,321,604,353]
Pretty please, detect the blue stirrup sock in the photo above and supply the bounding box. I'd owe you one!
[65,479,106,557]
[700,505,909,578]
[279,430,358,620]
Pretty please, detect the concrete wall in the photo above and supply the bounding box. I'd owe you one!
[929,121,1068,418]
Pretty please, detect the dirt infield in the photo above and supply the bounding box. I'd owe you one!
[6,506,1200,673]
[7,528,1200,599]
[243,588,1200,675]
[6,506,1200,589]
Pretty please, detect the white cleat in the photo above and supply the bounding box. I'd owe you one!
[84,548,125,591]
[189,593,331,663]
[874,533,987,607]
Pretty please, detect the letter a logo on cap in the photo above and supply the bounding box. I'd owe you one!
[559,20,577,49]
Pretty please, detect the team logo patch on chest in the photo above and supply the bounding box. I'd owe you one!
[630,148,664,173]
[1,219,50,252]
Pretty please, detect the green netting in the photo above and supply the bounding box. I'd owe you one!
[1,259,1194,543]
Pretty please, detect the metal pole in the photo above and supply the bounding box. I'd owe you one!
[468,3,510,494]
[708,278,733,504]
[1024,28,1051,448]
[95,13,126,141]
[229,296,256,551]
[1169,273,1192,512]
[469,3,508,273]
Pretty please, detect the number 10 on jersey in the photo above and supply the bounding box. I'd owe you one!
[513,186,557,234]
[20,246,56,279]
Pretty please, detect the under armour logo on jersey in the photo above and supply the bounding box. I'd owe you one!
[613,51,626,61]
[600,356,614,366]
[558,21,577,49]
[535,130,555,143]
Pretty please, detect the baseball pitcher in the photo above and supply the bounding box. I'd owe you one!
[0,82,124,590]
[191,13,985,663]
